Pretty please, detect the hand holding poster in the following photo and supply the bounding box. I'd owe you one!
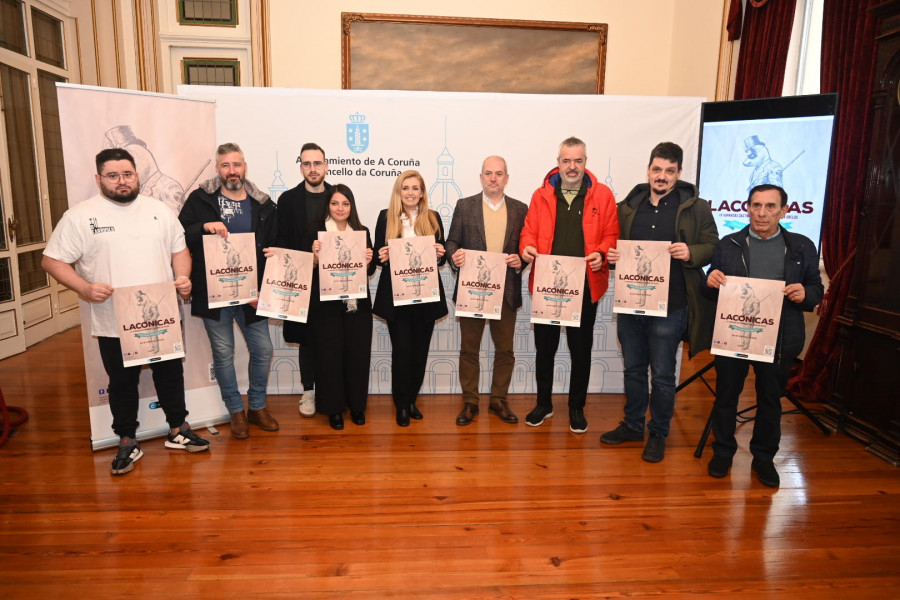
[455,250,506,319]
[711,275,785,363]
[530,254,586,327]
[388,236,440,306]
[113,281,184,367]
[318,230,368,301]
[613,240,671,317]
[256,248,314,322]
[203,232,258,308]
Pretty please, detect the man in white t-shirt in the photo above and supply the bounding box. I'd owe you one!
[42,148,210,476]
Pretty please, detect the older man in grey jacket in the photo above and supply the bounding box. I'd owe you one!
[445,156,528,426]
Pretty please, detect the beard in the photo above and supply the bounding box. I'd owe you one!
[103,186,139,204]
[224,177,244,191]
[304,173,324,187]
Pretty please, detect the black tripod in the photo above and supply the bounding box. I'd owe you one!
[678,358,831,458]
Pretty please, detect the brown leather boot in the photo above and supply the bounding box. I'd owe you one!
[456,402,479,426]
[248,407,279,431]
[230,411,250,439]
[488,400,519,424]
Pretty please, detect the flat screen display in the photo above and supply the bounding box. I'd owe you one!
[697,94,838,253]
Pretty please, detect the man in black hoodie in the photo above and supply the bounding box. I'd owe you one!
[600,142,719,463]
[274,142,332,418]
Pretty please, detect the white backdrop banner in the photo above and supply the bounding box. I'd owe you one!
[57,84,220,450]
[177,86,703,397]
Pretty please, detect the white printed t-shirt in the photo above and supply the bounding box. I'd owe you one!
[43,194,186,337]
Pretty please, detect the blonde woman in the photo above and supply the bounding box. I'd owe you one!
[373,170,448,426]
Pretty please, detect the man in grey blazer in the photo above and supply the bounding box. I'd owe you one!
[445,156,528,426]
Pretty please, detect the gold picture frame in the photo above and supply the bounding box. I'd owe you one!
[341,13,607,94]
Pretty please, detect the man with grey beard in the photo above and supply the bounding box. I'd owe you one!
[180,143,279,440]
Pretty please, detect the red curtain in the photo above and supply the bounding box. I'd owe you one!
[733,0,798,99]
[727,0,744,41]
[789,0,880,401]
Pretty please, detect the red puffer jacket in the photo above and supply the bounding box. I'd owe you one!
[520,167,619,302]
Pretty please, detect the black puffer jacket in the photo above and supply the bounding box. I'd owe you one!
[179,176,276,323]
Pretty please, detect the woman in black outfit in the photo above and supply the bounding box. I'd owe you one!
[373,170,448,427]
[310,184,375,430]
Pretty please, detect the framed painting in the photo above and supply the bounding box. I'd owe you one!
[341,13,607,94]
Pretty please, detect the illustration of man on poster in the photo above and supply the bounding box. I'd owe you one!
[279,253,299,311]
[135,290,162,353]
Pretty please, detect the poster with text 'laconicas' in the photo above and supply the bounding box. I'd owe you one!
[256,248,313,322]
[711,275,784,363]
[203,232,258,308]
[613,240,671,317]
[318,230,368,301]
[455,250,506,320]
[388,236,440,306]
[114,281,184,368]
[530,254,585,327]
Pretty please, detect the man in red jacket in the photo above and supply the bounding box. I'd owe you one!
[520,137,619,433]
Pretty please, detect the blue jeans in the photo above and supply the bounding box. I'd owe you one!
[203,307,273,414]
[616,306,687,438]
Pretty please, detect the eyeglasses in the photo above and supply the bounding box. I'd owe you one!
[101,171,137,182]
[300,161,325,169]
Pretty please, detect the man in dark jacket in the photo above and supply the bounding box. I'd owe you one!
[704,184,824,488]
[179,143,278,439]
[274,142,332,418]
[600,142,719,463]
[445,155,528,426]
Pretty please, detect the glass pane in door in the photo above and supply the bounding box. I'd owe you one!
[0,63,44,245]
[0,185,6,251]
[0,257,11,302]
[31,8,65,68]
[38,70,68,227]
[18,248,47,294]
[0,0,28,55]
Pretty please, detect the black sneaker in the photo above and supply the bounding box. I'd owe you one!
[525,405,553,427]
[642,433,666,463]
[600,422,644,445]
[165,424,210,453]
[751,457,780,488]
[569,407,588,433]
[707,454,733,478]
[110,438,143,476]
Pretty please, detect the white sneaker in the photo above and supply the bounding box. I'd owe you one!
[299,389,316,417]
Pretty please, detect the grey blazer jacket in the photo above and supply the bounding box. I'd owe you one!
[444,193,528,309]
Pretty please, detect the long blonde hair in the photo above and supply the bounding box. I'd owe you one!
[385,170,440,240]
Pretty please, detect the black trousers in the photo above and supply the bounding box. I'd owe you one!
[313,300,373,415]
[711,353,793,462]
[97,336,188,439]
[293,324,316,391]
[533,285,599,410]
[386,303,436,409]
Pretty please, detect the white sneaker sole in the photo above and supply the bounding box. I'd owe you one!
[165,439,210,453]
[525,411,553,427]
[110,447,143,475]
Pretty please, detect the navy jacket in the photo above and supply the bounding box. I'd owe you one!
[703,225,824,359]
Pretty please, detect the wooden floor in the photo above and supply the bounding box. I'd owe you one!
[0,327,898,599]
